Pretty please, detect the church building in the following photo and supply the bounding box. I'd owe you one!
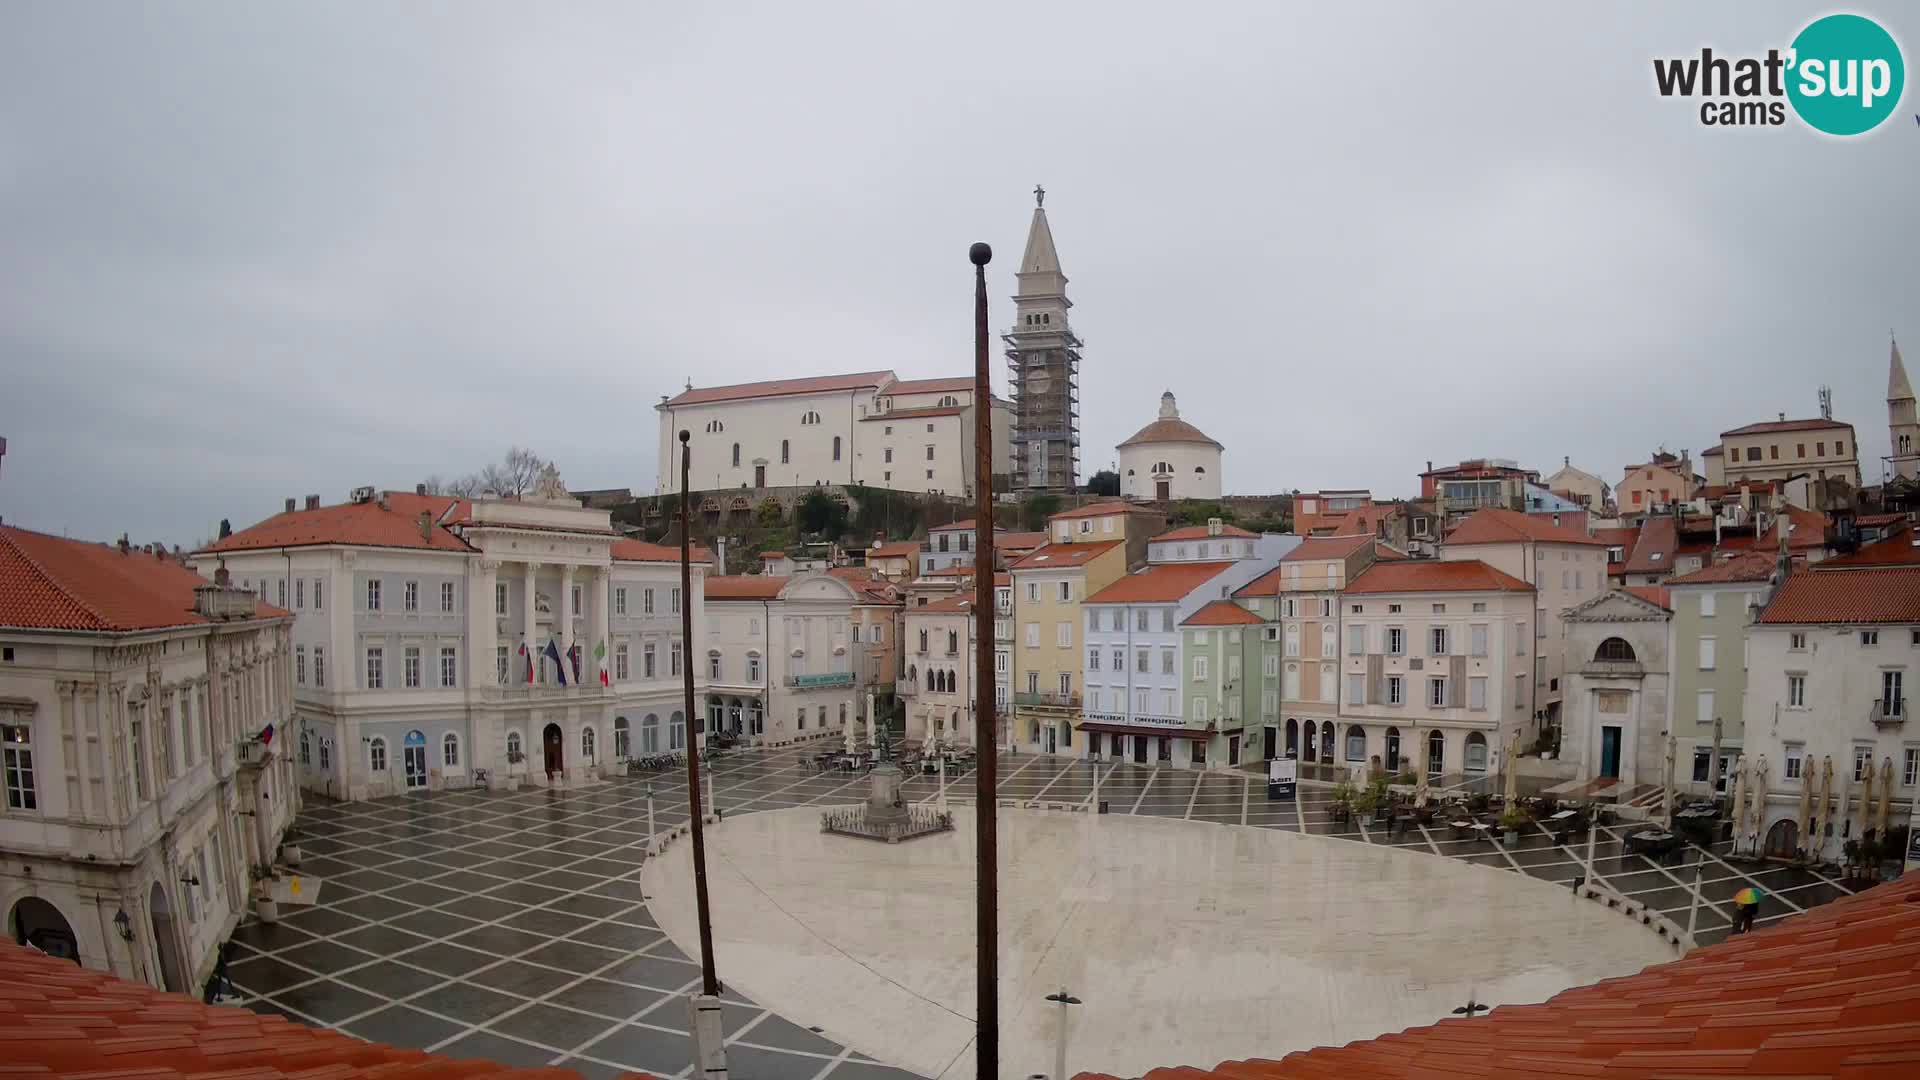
[1118,392,1224,501]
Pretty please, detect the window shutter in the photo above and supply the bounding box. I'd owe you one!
[1448,656,1466,707]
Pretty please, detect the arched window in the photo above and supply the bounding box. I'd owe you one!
[731,443,741,467]
[1427,730,1446,775]
[838,702,847,727]
[1344,725,1366,762]
[1320,721,1335,762]
[727,698,742,732]
[641,714,660,753]
[582,726,597,761]
[319,739,331,770]
[938,395,957,407]
[833,436,842,461]
[781,439,790,464]
[369,737,387,772]
[299,728,311,765]
[669,711,686,750]
[1595,637,1637,663]
[947,630,959,654]
[507,730,523,760]
[613,716,630,760]
[1464,731,1488,772]
[1285,718,1298,755]
[706,696,723,733]
[1195,466,1206,474]
[442,732,460,767]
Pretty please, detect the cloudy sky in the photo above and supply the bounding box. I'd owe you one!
[1,2,1912,545]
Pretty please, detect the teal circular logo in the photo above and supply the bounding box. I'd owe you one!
[1787,14,1905,135]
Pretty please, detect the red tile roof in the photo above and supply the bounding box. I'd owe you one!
[0,939,651,1080]
[1624,514,1679,574]
[1594,526,1640,550]
[1700,444,1724,456]
[1151,523,1257,542]
[1085,562,1236,604]
[1048,500,1157,521]
[1758,566,1920,624]
[1444,507,1607,547]
[1117,416,1221,449]
[865,541,922,560]
[1010,539,1125,570]
[1721,416,1854,436]
[998,530,1050,550]
[2,525,287,632]
[862,405,964,421]
[1232,565,1283,598]
[1,526,284,634]
[1822,530,1920,568]
[704,575,788,600]
[1346,559,1532,595]
[661,369,892,407]
[1668,551,1780,585]
[1181,599,1264,626]
[1280,534,1376,562]
[199,493,476,555]
[917,594,977,613]
[1623,585,1672,610]
[1074,869,1920,1080]
[886,376,973,395]
[609,538,713,564]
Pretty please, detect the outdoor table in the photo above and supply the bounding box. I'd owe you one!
[1549,809,1577,821]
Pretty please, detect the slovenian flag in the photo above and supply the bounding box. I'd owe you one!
[256,723,275,746]
[544,639,568,687]
[519,640,533,684]
[594,639,608,686]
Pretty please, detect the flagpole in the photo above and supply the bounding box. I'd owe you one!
[678,429,728,1076]
[968,239,999,1080]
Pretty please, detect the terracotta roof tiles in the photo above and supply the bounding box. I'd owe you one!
[1181,599,1263,626]
[998,531,1050,551]
[1232,566,1283,598]
[1444,508,1607,547]
[1346,559,1532,595]
[865,541,922,560]
[1010,539,1125,570]
[1668,551,1779,585]
[1623,585,1672,610]
[1048,500,1158,521]
[660,370,892,407]
[1,525,286,632]
[1117,416,1222,449]
[1721,417,1853,436]
[1280,534,1376,562]
[1623,515,1679,575]
[1085,562,1236,604]
[704,575,788,600]
[609,538,713,564]
[199,494,475,555]
[1822,530,1920,568]
[1152,524,1257,542]
[1757,566,1920,625]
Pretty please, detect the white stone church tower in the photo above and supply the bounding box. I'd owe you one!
[1889,336,1919,482]
[1003,186,1082,493]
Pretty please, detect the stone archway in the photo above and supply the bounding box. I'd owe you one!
[148,882,185,993]
[9,896,78,964]
[542,722,564,779]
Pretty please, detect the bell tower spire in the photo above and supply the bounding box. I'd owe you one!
[1002,187,1082,493]
[1888,333,1918,482]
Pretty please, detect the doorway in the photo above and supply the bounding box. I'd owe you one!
[403,730,428,790]
[1263,726,1277,761]
[9,897,78,964]
[1155,479,1170,502]
[754,464,766,487]
[149,882,185,993]
[1385,727,1402,773]
[542,723,563,779]
[1044,725,1057,754]
[1132,736,1147,764]
[1600,725,1622,779]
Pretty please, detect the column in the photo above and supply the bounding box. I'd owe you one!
[522,562,538,681]
[471,559,500,690]
[594,567,612,689]
[559,565,576,684]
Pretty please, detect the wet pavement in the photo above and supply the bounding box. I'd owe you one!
[229,744,1865,1079]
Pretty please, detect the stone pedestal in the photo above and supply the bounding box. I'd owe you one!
[866,764,908,828]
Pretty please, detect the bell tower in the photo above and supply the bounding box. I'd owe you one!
[1002,186,1082,493]
[1888,335,1918,482]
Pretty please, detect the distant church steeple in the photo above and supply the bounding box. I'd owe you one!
[1889,334,1919,481]
[1002,187,1082,493]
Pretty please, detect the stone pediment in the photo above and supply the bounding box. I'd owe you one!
[1567,589,1669,623]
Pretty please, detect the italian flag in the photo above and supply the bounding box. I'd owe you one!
[595,639,609,686]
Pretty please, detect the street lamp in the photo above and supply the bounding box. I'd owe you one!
[112,908,133,942]
[1045,988,1082,1080]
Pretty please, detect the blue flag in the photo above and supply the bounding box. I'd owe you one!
[543,639,568,686]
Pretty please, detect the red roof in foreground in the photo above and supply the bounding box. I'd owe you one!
[1182,599,1264,626]
[1346,559,1532,595]
[1076,870,1920,1080]
[865,541,922,560]
[2,525,286,632]
[1758,566,1920,625]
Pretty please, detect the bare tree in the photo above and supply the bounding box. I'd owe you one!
[480,446,547,497]
[444,473,485,498]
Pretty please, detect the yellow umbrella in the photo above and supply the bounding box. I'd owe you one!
[1729,756,1747,854]
[1878,756,1896,836]
[1797,759,1814,857]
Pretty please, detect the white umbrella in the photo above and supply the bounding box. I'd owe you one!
[1749,755,1769,856]
[1728,756,1747,856]
[1797,760,1814,859]
[1818,757,1837,862]
[1502,730,1519,807]
[1858,757,1877,843]
[1413,727,1430,808]
[1878,756,1896,837]
[1663,736,1678,827]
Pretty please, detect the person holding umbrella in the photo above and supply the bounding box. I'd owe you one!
[1732,885,1765,934]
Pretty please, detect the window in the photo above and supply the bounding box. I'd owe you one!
[582,727,597,761]
[1387,627,1405,655]
[781,439,790,464]
[277,579,287,607]
[1516,621,1527,653]
[314,646,325,687]
[440,582,456,613]
[1470,624,1488,657]
[1193,656,1209,680]
[571,584,582,615]
[1056,622,1071,647]
[366,578,382,611]
[1025,623,1039,647]
[1348,625,1365,655]
[1026,582,1039,603]
[670,640,682,675]
[1788,631,1806,651]
[1346,673,1365,705]
[1429,626,1449,655]
[404,646,421,688]
[1883,670,1904,715]
[1854,745,1873,781]
[1283,663,1299,699]
[927,445,935,461]
[1191,697,1209,722]
[614,587,628,616]
[1387,676,1404,706]
[1321,598,1334,618]
[1161,648,1175,675]
[1321,627,1336,658]
[295,578,305,609]
[366,647,385,689]
[369,737,387,772]
[495,582,507,615]
[1468,677,1487,710]
[1087,647,1101,672]
[671,587,681,614]
[747,653,761,682]
[1816,441,1826,456]
[708,651,722,679]
[497,644,509,683]
[1285,625,1299,657]
[1699,591,1716,617]
[1906,746,1920,786]
[1284,598,1296,618]
[642,642,655,678]
[404,581,419,612]
[1471,602,1486,613]
[1058,581,1071,602]
[1162,609,1176,632]
[2,724,34,810]
[1263,654,1279,677]
[295,645,307,685]
[1428,678,1447,707]
[833,436,842,461]
[440,646,457,687]
[1345,727,1367,762]
[1697,689,1715,727]
[732,443,740,467]
[1784,744,1804,780]
[1699,637,1716,670]
[443,732,460,767]
[1059,672,1072,696]
[1788,674,1806,708]
[1862,630,1880,646]
[1388,604,1402,614]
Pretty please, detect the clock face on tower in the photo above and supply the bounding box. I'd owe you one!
[1027,369,1052,396]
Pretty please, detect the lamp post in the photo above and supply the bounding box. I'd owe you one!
[646,782,657,855]
[677,430,726,1078]
[969,239,999,1080]
[1045,987,1082,1080]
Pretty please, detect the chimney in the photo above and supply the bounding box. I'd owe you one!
[285,497,296,513]
[305,494,320,510]
[1563,455,1570,467]
[214,562,231,588]
[1778,411,1786,422]
[377,492,388,511]
[716,536,727,575]
[1207,517,1222,536]
[416,483,427,496]
[418,511,433,539]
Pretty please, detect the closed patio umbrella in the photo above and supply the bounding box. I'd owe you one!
[1858,757,1877,842]
[1413,727,1430,808]
[1878,756,1895,836]
[1502,731,1518,807]
[1663,736,1678,827]
[1797,761,1814,858]
[1728,756,1747,855]
[1819,756,1838,862]
[1749,756,1769,856]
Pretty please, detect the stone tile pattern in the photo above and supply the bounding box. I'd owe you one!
[0,743,1903,1080]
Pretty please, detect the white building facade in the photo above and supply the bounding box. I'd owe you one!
[1117,392,1223,502]
[194,480,706,801]
[2,526,296,999]
[703,573,859,745]
[1560,590,1672,789]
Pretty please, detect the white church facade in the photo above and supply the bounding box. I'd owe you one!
[1118,392,1224,502]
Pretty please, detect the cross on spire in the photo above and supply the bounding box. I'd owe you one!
[1033,184,1045,208]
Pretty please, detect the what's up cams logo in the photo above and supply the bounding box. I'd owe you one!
[1654,13,1905,134]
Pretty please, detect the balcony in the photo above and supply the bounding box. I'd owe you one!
[236,738,272,770]
[1871,698,1906,730]
[786,671,856,690]
[484,685,608,703]
[1014,690,1081,710]
[1581,659,1645,679]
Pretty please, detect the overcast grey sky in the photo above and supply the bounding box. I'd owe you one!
[1,2,1912,545]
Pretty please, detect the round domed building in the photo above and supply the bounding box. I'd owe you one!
[1118,391,1223,501]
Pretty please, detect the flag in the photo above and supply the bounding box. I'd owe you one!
[256,723,275,746]
[569,643,582,683]
[594,639,609,686]
[519,640,533,684]
[543,639,568,686]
